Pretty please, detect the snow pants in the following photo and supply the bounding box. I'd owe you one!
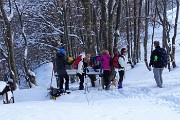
[58,74,69,90]
[153,67,164,88]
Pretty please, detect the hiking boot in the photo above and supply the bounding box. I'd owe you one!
[118,83,122,89]
[105,85,110,90]
[65,86,69,90]
[79,86,84,90]
[91,81,95,87]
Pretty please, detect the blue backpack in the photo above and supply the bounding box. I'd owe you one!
[90,56,102,72]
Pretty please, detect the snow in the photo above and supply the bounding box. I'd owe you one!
[1,60,180,120]
[1,6,180,120]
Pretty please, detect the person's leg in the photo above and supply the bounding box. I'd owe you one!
[159,68,164,85]
[118,70,124,89]
[64,74,70,90]
[59,75,64,90]
[153,68,162,88]
[88,75,96,87]
[77,73,84,90]
[103,70,111,90]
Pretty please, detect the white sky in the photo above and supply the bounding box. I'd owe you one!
[1,7,180,120]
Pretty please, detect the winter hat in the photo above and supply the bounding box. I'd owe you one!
[59,49,66,54]
[121,48,126,55]
[154,41,160,46]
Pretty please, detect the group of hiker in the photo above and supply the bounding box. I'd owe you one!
[53,40,168,91]
[53,47,128,91]
[0,40,168,103]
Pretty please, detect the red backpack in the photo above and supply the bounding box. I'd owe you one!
[73,55,82,69]
[112,53,124,68]
[112,53,120,68]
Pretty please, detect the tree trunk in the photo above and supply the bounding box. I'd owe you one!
[99,0,108,49]
[144,0,149,69]
[108,0,118,56]
[63,0,72,56]
[137,0,143,61]
[113,0,121,55]
[14,0,36,87]
[126,0,131,60]
[0,0,18,89]
[81,0,94,55]
[171,0,179,68]
[133,0,137,65]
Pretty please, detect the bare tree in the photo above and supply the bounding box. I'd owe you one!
[81,0,94,55]
[144,0,150,69]
[133,0,138,65]
[113,0,121,55]
[171,0,179,68]
[137,0,143,61]
[0,0,18,89]
[99,0,108,50]
[14,0,36,87]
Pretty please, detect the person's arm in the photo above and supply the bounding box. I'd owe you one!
[96,56,103,61]
[149,51,155,67]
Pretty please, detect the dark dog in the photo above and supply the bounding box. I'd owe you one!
[0,81,15,104]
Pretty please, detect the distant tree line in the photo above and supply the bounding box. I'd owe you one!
[0,0,179,89]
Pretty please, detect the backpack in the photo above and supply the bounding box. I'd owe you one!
[49,87,71,99]
[112,53,124,68]
[155,48,168,67]
[49,87,64,99]
[73,55,82,69]
[90,56,102,70]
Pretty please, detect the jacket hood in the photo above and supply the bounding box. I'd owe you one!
[102,53,110,58]
[56,52,65,58]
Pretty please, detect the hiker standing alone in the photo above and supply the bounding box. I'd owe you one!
[118,48,127,89]
[149,41,167,88]
[55,49,72,91]
[96,50,111,90]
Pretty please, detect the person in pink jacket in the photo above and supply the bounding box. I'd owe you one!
[96,50,111,90]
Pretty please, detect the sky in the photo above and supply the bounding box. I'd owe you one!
[1,7,180,120]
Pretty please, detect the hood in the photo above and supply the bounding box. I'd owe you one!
[56,52,64,58]
[103,53,110,59]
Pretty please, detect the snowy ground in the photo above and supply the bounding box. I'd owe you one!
[1,7,180,120]
[1,58,180,120]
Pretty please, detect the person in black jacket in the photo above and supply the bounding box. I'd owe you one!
[55,49,72,91]
[149,41,165,88]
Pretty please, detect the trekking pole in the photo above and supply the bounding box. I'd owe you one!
[84,68,88,93]
[84,73,90,105]
[98,65,103,90]
[50,67,54,88]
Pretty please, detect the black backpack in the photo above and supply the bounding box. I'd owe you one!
[156,48,168,67]
[49,87,64,99]
[90,56,102,71]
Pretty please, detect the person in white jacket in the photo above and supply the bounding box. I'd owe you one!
[118,48,127,89]
[76,52,85,90]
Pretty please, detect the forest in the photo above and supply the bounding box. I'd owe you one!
[0,0,179,89]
